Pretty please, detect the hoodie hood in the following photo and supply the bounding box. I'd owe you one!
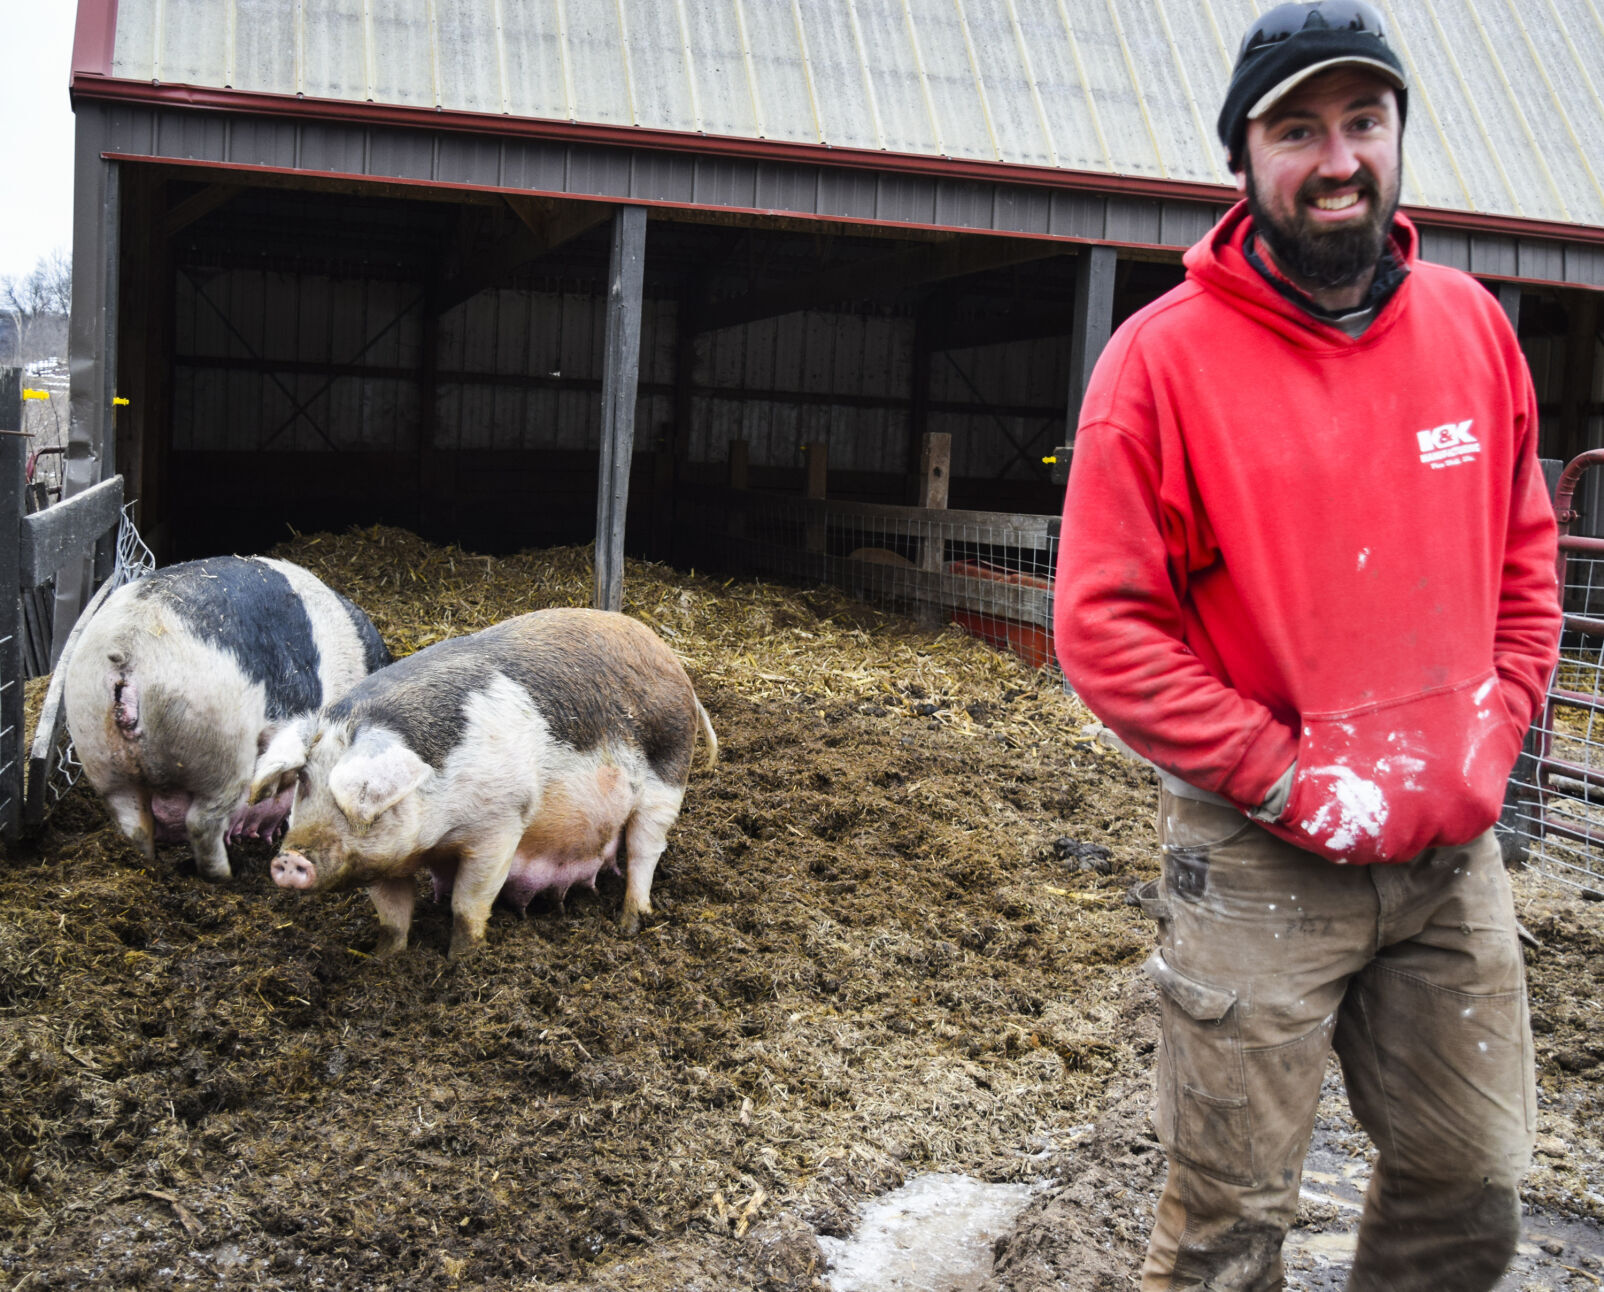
[1184,200,1418,350]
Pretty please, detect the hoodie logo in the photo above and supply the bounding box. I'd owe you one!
[1416,419,1480,469]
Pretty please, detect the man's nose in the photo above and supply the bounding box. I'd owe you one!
[1315,131,1362,179]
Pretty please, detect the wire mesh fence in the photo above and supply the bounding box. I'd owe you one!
[684,485,1061,672]
[1501,452,1604,894]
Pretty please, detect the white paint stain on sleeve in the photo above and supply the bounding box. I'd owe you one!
[1473,677,1496,705]
[1357,548,1370,571]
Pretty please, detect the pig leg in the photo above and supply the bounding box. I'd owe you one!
[619,786,685,936]
[448,830,520,960]
[368,878,416,957]
[102,785,157,862]
[184,800,234,881]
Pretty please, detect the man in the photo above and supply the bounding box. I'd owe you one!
[1052,3,1562,1289]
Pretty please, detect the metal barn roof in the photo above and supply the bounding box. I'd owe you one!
[83,0,1604,231]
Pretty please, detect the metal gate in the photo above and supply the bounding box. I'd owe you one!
[1501,448,1604,894]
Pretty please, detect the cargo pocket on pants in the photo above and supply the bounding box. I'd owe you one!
[1144,949,1255,1188]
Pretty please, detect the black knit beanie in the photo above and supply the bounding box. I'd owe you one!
[1218,12,1408,171]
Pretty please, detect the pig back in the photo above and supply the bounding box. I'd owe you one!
[328,608,702,788]
[65,556,389,791]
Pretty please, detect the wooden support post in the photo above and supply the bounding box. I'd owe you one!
[594,206,648,613]
[803,441,828,554]
[1495,281,1522,333]
[0,369,23,842]
[1066,245,1117,450]
[916,432,951,625]
[906,300,933,503]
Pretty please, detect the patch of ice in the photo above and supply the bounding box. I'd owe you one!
[820,1172,1039,1292]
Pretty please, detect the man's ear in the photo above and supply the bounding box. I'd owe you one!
[328,731,431,827]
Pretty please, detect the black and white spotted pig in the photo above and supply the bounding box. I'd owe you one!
[63,556,391,879]
[253,608,716,958]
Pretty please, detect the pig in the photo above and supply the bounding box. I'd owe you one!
[63,555,392,879]
[252,608,717,958]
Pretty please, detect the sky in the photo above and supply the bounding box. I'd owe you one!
[0,1,79,285]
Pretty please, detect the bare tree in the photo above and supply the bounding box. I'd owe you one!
[1,249,72,366]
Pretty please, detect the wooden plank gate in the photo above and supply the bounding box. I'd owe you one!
[0,368,124,843]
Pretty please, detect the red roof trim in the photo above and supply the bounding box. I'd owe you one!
[72,0,119,79]
[71,74,1604,253]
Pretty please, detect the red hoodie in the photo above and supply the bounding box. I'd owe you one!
[1053,202,1561,865]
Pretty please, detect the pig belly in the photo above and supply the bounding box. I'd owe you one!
[502,833,623,912]
[426,836,623,912]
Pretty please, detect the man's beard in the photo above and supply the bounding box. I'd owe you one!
[1245,154,1400,292]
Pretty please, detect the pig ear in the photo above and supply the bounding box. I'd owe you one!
[328,733,430,827]
[249,718,314,804]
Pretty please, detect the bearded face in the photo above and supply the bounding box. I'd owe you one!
[1245,146,1400,290]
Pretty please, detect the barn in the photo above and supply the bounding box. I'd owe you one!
[52,0,1604,643]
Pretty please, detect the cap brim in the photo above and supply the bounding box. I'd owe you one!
[1247,57,1406,119]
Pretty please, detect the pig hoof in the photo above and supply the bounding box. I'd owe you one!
[374,932,408,958]
[618,910,642,937]
[198,860,233,882]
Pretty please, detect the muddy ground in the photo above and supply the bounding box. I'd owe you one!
[2,528,1602,1290]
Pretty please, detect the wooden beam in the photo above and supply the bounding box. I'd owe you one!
[594,207,647,613]
[19,475,123,586]
[162,183,243,238]
[436,198,612,316]
[692,236,1067,336]
[1066,245,1117,437]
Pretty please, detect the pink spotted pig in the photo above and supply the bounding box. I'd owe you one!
[252,608,716,957]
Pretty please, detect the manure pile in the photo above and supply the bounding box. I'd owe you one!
[1,526,1601,1292]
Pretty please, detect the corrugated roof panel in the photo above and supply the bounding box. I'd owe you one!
[620,0,700,132]
[958,0,1055,166]
[297,0,367,101]
[1008,0,1106,171]
[1111,0,1214,182]
[850,0,939,156]
[902,0,999,162]
[738,0,823,143]
[92,0,1604,232]
[682,0,761,140]
[563,0,634,127]
[1383,3,1506,213]
[153,0,229,87]
[434,0,503,115]
[370,0,439,109]
[109,1,156,82]
[1479,0,1604,223]
[1142,0,1236,185]
[501,1,570,121]
[793,1,882,150]
[1060,0,1164,177]
[1431,0,1564,220]
[228,0,299,95]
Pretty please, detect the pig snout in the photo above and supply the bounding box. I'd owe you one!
[271,850,319,889]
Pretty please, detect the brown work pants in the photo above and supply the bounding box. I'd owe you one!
[1137,788,1535,1291]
